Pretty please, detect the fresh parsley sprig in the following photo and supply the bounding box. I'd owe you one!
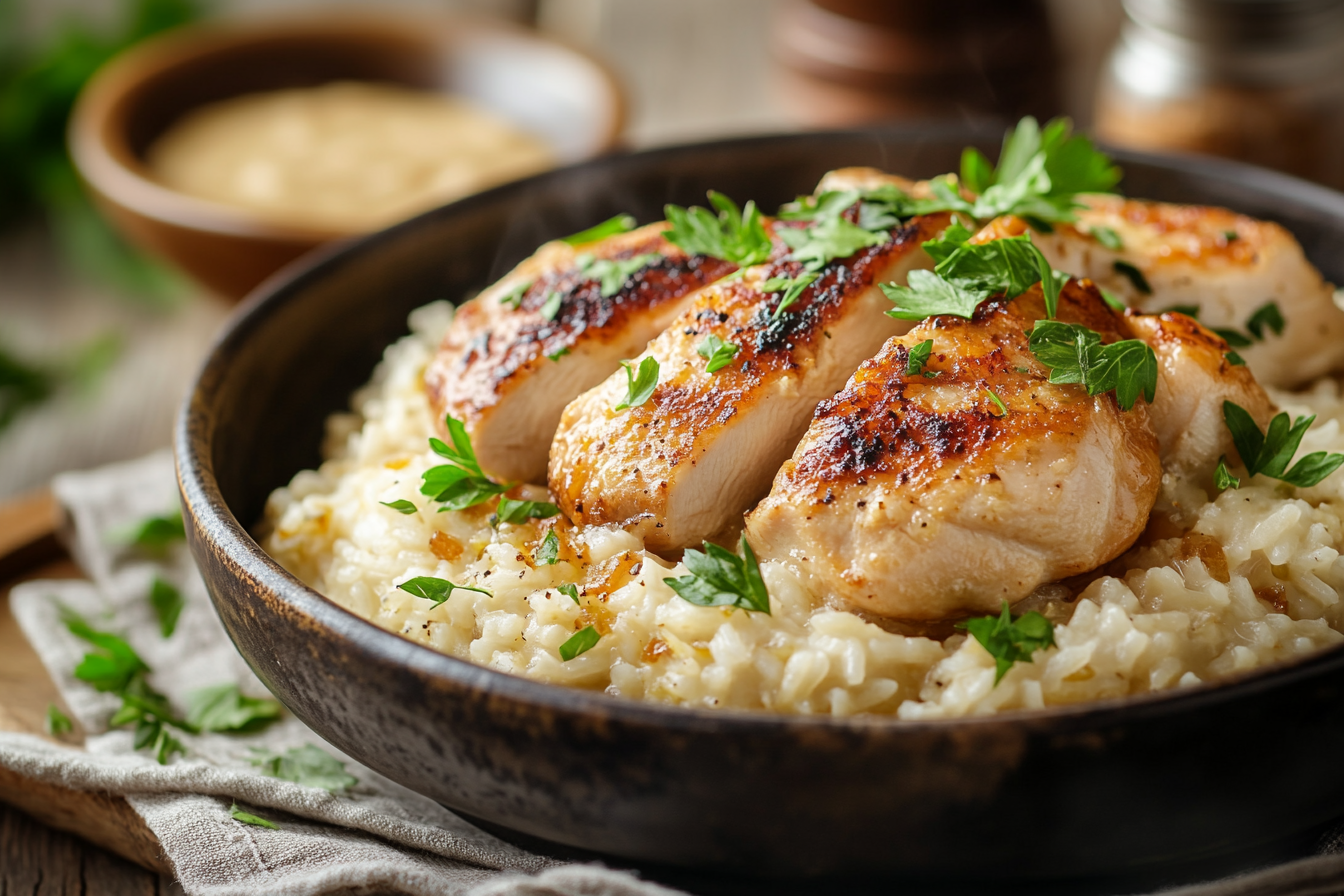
[561,214,636,246]
[665,534,770,615]
[761,272,818,318]
[778,216,886,271]
[576,252,663,297]
[957,601,1056,685]
[1220,401,1344,489]
[1028,321,1157,411]
[906,339,935,377]
[664,192,772,267]
[420,415,512,511]
[959,116,1121,227]
[697,334,740,373]
[397,576,492,607]
[535,529,560,565]
[559,625,600,661]
[882,223,1064,321]
[614,357,659,411]
[495,498,560,525]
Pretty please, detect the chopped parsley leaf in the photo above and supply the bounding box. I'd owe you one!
[546,347,571,362]
[1212,327,1253,349]
[1225,350,1246,366]
[761,272,818,318]
[495,498,560,525]
[1245,301,1285,341]
[1214,455,1241,491]
[560,625,601,660]
[697,334,740,373]
[1112,260,1152,294]
[906,339,933,376]
[126,511,185,552]
[185,684,282,734]
[614,357,659,411]
[666,533,770,615]
[499,280,531,309]
[231,803,279,830]
[397,576,491,606]
[578,252,662,297]
[957,601,1056,684]
[1099,287,1127,311]
[985,388,1008,416]
[778,216,886,271]
[248,745,357,792]
[664,192,771,267]
[149,576,183,638]
[1223,230,1239,242]
[1089,225,1124,251]
[45,704,72,736]
[559,583,580,604]
[561,214,636,246]
[1028,320,1157,410]
[535,529,560,565]
[1222,401,1344,488]
[540,290,563,321]
[380,499,418,514]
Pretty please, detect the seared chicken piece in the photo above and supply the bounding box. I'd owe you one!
[746,280,1162,620]
[549,212,952,553]
[1025,195,1344,389]
[424,223,736,482]
[1126,310,1275,479]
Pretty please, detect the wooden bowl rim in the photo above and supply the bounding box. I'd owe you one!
[69,11,627,243]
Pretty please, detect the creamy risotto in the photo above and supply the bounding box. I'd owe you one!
[260,302,1344,718]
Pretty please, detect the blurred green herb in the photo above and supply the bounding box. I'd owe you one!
[125,508,185,552]
[45,703,73,735]
[149,575,182,637]
[230,803,278,829]
[248,745,358,793]
[0,331,121,433]
[561,214,636,246]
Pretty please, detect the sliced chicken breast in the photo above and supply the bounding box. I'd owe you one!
[424,223,737,483]
[548,212,952,553]
[1126,310,1275,479]
[746,280,1162,620]
[1027,195,1344,389]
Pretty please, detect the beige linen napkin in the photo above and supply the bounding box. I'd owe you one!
[4,450,1344,896]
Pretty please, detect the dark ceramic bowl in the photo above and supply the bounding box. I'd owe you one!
[177,126,1344,893]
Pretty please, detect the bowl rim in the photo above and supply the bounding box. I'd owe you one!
[69,11,627,244]
[177,123,1344,737]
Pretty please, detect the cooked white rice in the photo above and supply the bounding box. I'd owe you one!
[259,303,1344,717]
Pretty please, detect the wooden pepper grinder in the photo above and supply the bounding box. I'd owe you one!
[771,0,1062,126]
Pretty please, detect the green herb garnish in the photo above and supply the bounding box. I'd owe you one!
[561,214,636,246]
[957,600,1056,684]
[958,116,1121,225]
[499,280,531,309]
[248,745,357,793]
[614,357,659,411]
[1112,260,1152,295]
[578,252,663,297]
[559,583,580,604]
[778,216,886,271]
[1089,225,1124,251]
[1245,301,1285,341]
[126,511,185,551]
[761,272,818,318]
[696,334,741,373]
[1221,401,1344,489]
[495,498,560,525]
[535,529,560,565]
[1225,351,1246,367]
[539,290,563,321]
[1214,456,1240,491]
[882,223,1063,321]
[664,192,771,267]
[1223,230,1239,242]
[1213,328,1253,348]
[1099,287,1127,311]
[397,576,491,607]
[666,533,770,615]
[230,803,279,830]
[986,388,1008,416]
[559,625,600,660]
[185,684,282,734]
[420,415,511,511]
[45,704,72,736]
[380,499,418,514]
[1028,321,1157,411]
[149,576,183,638]
[906,339,934,376]
[545,347,571,362]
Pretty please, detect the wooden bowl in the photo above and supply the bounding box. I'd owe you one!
[69,14,624,300]
[177,127,1344,892]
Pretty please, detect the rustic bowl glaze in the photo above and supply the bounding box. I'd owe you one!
[177,126,1344,893]
[70,13,623,300]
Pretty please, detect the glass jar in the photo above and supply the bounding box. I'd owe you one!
[1094,0,1344,189]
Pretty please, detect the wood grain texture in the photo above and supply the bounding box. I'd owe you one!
[0,497,169,877]
[0,801,177,895]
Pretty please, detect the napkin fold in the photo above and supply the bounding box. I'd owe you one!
[2,450,1343,896]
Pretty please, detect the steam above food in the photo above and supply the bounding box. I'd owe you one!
[262,118,1344,717]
